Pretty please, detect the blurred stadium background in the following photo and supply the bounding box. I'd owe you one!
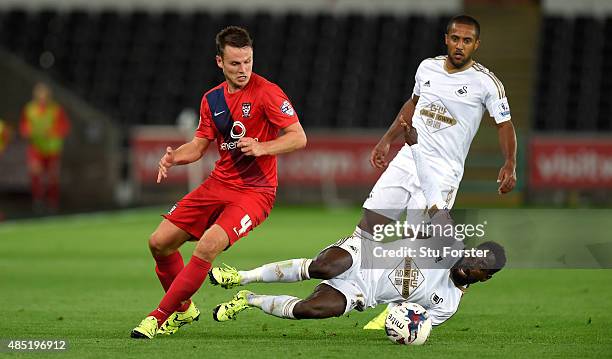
[0,0,611,217]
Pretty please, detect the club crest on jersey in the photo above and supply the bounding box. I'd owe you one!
[430,293,444,305]
[241,102,251,118]
[280,100,295,116]
[455,85,468,97]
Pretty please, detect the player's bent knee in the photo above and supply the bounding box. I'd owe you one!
[193,240,222,262]
[308,260,338,280]
[193,225,230,262]
[293,301,344,319]
[309,249,353,279]
[149,232,171,257]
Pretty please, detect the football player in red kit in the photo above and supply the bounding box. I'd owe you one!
[131,26,307,339]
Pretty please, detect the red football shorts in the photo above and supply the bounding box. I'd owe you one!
[162,177,275,245]
[26,147,60,174]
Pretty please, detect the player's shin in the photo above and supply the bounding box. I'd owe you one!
[247,294,301,319]
[150,256,211,325]
[154,251,184,291]
[239,258,312,284]
[154,252,191,312]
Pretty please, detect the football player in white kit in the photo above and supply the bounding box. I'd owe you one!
[209,126,507,327]
[360,14,517,328]
[367,14,516,224]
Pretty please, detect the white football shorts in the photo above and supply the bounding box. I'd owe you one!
[362,157,458,222]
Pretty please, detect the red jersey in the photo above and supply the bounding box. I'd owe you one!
[196,73,299,192]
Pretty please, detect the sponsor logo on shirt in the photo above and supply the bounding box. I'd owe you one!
[420,101,457,133]
[242,102,251,118]
[280,100,295,116]
[389,258,424,299]
[220,137,259,151]
[220,120,259,150]
[424,80,431,87]
[230,121,247,139]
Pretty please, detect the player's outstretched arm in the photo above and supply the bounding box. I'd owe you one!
[237,121,306,157]
[495,120,517,194]
[370,95,419,169]
[156,136,210,183]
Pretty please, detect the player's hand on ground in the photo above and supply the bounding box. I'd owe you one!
[237,137,267,157]
[497,162,516,194]
[400,116,418,146]
[157,146,175,183]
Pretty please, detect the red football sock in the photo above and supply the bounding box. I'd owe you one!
[30,173,43,203]
[46,158,60,209]
[149,256,211,325]
[154,252,191,312]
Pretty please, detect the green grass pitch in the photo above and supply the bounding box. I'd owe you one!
[0,206,611,358]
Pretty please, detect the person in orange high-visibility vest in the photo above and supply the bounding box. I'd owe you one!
[19,82,70,212]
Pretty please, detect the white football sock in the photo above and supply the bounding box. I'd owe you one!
[247,294,300,319]
[239,258,312,285]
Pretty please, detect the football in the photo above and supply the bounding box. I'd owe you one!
[385,302,433,345]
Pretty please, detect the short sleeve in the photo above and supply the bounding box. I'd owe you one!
[412,61,425,97]
[263,84,299,128]
[195,96,216,140]
[483,74,511,124]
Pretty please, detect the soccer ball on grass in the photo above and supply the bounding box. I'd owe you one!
[384,302,432,345]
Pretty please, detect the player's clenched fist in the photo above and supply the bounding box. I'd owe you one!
[496,163,516,195]
[157,146,175,183]
[370,141,390,169]
[237,137,267,157]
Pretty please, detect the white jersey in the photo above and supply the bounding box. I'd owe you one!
[323,235,465,326]
[391,56,512,188]
[363,251,464,326]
